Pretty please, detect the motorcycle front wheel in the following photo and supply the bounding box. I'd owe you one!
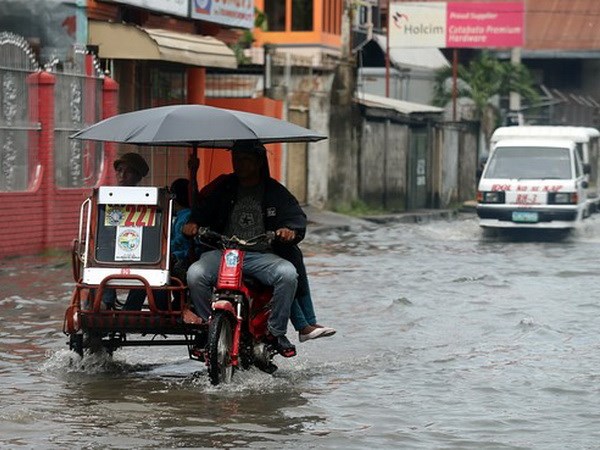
[207,310,235,385]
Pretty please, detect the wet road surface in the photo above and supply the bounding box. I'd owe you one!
[2,213,600,449]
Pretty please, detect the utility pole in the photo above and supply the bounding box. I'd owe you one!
[385,0,390,97]
[509,47,522,125]
[337,0,355,106]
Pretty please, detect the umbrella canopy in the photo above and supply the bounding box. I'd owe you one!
[71,104,327,147]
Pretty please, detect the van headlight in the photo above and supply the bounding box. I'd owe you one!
[477,191,505,204]
[548,192,577,204]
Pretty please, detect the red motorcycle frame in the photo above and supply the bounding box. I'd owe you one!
[200,230,284,385]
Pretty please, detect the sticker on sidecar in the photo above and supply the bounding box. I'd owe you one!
[225,250,240,267]
[115,226,143,261]
[105,205,157,227]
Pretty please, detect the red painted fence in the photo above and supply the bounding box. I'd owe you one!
[0,73,117,258]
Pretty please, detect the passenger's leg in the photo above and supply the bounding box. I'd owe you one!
[122,289,146,310]
[124,289,169,311]
[290,299,309,332]
[101,288,117,309]
[186,250,221,321]
[295,276,317,326]
[295,272,335,341]
[290,270,313,331]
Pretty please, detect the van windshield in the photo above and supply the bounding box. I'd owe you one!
[484,146,572,179]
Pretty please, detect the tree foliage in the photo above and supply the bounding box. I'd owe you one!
[433,51,539,144]
[231,8,267,65]
[433,51,539,114]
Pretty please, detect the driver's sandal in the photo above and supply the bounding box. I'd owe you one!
[266,334,296,358]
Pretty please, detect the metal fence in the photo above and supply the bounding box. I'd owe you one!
[0,32,39,192]
[52,47,104,189]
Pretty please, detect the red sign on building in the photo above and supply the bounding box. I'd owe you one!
[389,1,524,48]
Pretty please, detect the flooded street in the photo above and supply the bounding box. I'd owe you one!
[2,213,600,449]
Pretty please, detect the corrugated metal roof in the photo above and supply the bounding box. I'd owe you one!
[526,0,600,50]
[355,92,444,115]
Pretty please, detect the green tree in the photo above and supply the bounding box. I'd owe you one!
[231,8,267,65]
[433,51,539,146]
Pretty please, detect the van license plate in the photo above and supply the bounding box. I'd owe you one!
[512,211,538,223]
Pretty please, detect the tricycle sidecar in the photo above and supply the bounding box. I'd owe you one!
[63,185,206,358]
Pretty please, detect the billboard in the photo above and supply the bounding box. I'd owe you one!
[191,0,254,29]
[389,1,524,48]
[104,0,189,18]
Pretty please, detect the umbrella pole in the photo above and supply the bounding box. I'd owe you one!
[188,144,199,208]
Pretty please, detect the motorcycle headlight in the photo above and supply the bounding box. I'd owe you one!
[477,191,505,204]
[548,192,577,204]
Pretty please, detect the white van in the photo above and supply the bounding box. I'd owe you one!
[490,126,600,209]
[477,138,589,229]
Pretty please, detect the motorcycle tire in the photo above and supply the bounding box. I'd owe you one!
[207,310,235,385]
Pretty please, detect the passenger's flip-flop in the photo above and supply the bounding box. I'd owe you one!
[300,326,336,342]
[299,327,329,342]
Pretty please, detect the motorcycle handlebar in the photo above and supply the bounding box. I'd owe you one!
[197,228,276,248]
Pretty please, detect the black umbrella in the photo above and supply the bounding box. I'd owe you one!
[71,103,326,202]
[70,104,327,148]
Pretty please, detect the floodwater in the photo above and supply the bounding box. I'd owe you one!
[2,214,600,449]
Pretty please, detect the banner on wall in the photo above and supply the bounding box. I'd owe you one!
[389,1,524,48]
[191,0,254,29]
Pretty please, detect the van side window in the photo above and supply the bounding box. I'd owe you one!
[576,143,584,163]
[574,153,582,177]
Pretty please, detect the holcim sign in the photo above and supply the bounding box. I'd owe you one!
[389,1,524,48]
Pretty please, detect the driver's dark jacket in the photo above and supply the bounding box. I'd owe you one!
[189,174,309,294]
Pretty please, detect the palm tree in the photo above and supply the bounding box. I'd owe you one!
[433,51,539,147]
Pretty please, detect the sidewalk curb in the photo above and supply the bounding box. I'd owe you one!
[361,209,458,225]
[305,202,477,234]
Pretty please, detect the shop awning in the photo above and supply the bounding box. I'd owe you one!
[89,21,237,69]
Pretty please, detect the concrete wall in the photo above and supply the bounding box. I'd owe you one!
[432,123,478,208]
[359,119,408,210]
[458,127,479,202]
[307,92,332,208]
[327,102,360,208]
[325,62,360,209]
[309,101,480,211]
[441,127,460,207]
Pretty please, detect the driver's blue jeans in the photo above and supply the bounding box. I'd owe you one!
[187,250,297,337]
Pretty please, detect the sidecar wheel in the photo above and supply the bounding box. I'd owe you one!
[69,334,83,357]
[207,311,235,385]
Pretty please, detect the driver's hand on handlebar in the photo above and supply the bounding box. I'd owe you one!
[275,227,296,242]
[182,222,199,237]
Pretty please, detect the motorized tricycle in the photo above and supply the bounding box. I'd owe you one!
[62,186,297,385]
[61,103,327,384]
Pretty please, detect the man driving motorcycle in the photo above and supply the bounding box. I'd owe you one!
[183,142,304,357]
